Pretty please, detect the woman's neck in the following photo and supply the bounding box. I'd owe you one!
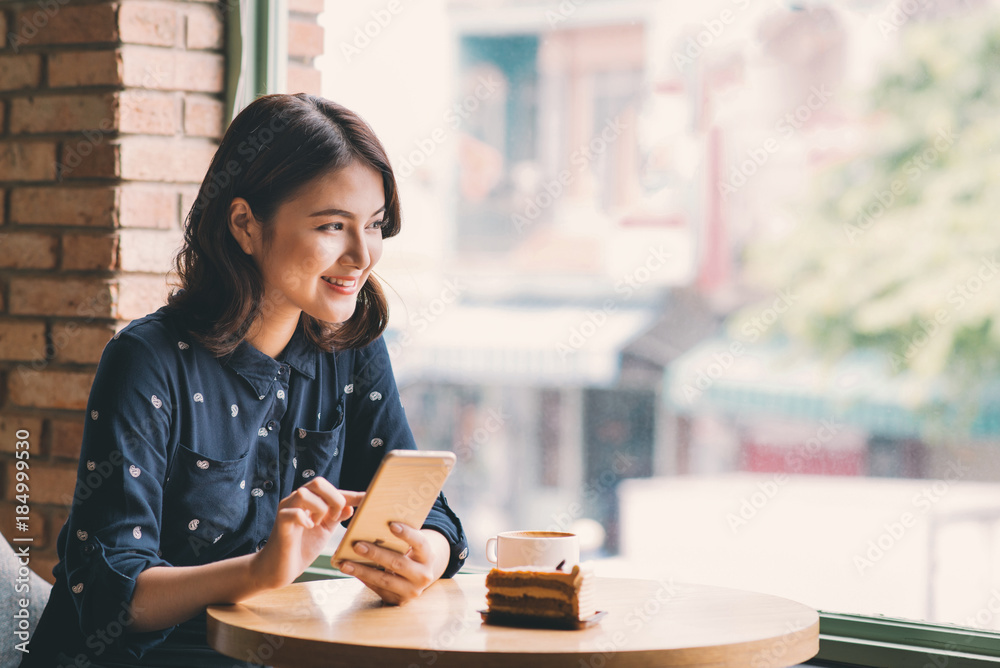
[244,308,302,359]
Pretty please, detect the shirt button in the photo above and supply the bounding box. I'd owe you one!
[459,547,469,560]
[267,420,276,431]
[82,544,95,555]
[278,366,286,375]
[263,480,274,491]
[256,539,268,552]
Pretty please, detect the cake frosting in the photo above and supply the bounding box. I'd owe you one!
[486,563,597,621]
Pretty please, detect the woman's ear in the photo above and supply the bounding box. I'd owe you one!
[228,198,259,256]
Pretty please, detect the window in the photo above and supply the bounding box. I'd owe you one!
[316,0,1000,661]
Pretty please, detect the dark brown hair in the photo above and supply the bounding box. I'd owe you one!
[168,93,401,356]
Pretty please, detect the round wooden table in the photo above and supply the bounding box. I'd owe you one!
[207,574,819,667]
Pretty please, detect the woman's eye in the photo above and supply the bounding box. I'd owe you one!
[369,220,385,230]
[320,222,344,231]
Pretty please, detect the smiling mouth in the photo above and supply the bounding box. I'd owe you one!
[322,276,357,288]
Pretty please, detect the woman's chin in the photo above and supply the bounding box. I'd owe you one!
[306,305,357,325]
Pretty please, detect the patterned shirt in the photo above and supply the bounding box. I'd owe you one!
[26,305,468,664]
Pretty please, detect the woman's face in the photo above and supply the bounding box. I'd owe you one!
[250,161,386,325]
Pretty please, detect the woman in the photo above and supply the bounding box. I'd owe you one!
[22,94,468,667]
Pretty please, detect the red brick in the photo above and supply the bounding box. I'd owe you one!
[119,228,181,273]
[0,232,57,269]
[119,136,216,182]
[11,187,117,227]
[288,0,324,15]
[288,20,324,59]
[119,89,180,135]
[49,50,123,88]
[185,4,224,50]
[0,320,45,361]
[0,142,57,181]
[120,184,177,229]
[5,460,79,504]
[122,45,224,93]
[119,1,179,47]
[13,3,118,46]
[179,186,199,224]
[61,233,118,271]
[48,418,85,460]
[0,415,44,454]
[0,502,47,549]
[51,322,115,365]
[287,63,321,95]
[7,370,93,411]
[61,142,119,180]
[8,277,115,318]
[116,274,172,322]
[0,54,42,91]
[10,94,116,135]
[183,95,223,138]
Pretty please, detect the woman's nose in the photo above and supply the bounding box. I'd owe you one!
[340,227,370,268]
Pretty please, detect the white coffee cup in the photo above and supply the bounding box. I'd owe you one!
[485,530,580,569]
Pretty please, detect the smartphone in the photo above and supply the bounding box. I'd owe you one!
[331,449,456,569]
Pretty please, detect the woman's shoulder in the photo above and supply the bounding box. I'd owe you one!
[103,305,202,368]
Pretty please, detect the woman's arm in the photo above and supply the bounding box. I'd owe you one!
[130,478,363,633]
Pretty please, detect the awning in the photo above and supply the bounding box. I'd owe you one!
[664,338,1000,439]
[387,305,657,387]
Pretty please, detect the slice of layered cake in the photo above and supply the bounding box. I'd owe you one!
[485,562,599,628]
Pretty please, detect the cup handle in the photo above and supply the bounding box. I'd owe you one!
[486,537,498,564]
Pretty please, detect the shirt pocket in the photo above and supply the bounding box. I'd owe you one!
[292,426,344,487]
[161,442,252,561]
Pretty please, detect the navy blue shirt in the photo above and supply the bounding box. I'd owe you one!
[25,306,467,665]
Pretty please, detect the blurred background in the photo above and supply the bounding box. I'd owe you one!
[317,0,1000,629]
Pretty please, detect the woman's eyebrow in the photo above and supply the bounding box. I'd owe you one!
[308,205,386,218]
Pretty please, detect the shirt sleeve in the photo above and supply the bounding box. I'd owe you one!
[62,330,177,657]
[340,336,469,578]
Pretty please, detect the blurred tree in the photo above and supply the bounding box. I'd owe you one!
[738,14,1000,405]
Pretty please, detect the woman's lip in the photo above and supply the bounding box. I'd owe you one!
[322,275,360,295]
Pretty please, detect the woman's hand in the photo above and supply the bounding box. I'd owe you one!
[250,477,364,591]
[338,523,451,605]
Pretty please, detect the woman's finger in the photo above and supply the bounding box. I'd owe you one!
[282,486,329,526]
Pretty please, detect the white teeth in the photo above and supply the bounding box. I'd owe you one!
[323,276,356,287]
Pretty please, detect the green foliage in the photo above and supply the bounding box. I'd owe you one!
[741,14,1000,401]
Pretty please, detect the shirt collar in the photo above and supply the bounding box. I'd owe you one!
[224,322,318,397]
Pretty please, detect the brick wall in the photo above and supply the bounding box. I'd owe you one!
[0,0,323,583]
